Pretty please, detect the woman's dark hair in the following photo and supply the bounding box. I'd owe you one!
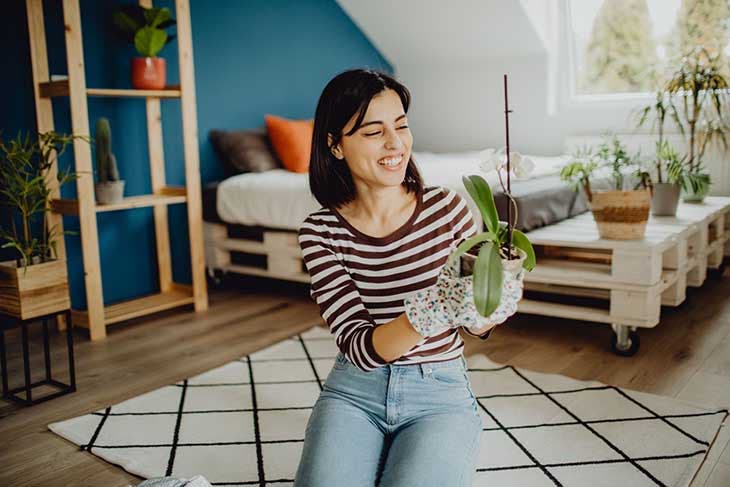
[309,69,424,209]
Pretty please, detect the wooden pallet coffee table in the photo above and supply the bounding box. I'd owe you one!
[519,196,730,356]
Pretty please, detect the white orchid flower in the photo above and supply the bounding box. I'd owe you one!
[478,147,535,179]
[478,147,504,173]
[511,152,535,179]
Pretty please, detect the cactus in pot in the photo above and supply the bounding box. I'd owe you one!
[94,117,125,204]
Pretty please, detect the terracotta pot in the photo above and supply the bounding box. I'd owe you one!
[589,189,651,240]
[0,259,70,320]
[131,57,166,90]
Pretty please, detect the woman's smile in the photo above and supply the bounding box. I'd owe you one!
[377,153,405,171]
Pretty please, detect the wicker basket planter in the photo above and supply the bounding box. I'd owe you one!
[0,259,70,320]
[589,189,651,240]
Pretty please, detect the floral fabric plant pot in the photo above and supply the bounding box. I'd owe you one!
[460,248,526,325]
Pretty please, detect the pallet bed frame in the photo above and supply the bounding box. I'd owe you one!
[204,197,730,356]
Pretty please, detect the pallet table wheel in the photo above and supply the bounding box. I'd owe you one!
[708,260,727,280]
[610,324,640,357]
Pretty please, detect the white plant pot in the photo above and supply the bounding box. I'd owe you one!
[95,180,125,205]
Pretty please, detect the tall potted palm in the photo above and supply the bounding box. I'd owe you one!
[664,47,730,202]
[0,132,80,320]
[636,92,685,216]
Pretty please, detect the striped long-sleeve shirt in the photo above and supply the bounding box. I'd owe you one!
[298,186,486,371]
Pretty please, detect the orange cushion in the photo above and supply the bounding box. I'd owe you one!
[264,114,314,173]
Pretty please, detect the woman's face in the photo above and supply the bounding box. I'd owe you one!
[331,89,413,191]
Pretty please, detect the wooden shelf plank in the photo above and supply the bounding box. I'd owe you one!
[95,188,187,212]
[71,284,193,328]
[50,186,187,215]
[39,80,181,99]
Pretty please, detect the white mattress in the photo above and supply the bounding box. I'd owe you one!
[215,151,569,230]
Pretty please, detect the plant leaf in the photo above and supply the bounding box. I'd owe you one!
[473,241,503,317]
[462,175,498,234]
[447,231,497,268]
[135,27,167,57]
[511,230,536,271]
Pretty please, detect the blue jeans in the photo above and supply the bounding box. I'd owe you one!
[294,353,482,487]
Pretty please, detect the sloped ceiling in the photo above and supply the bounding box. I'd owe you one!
[335,0,550,65]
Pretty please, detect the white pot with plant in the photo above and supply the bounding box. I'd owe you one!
[93,118,124,205]
[113,5,176,90]
[454,76,536,322]
[663,47,730,203]
[561,136,652,240]
[0,132,82,319]
[637,93,685,216]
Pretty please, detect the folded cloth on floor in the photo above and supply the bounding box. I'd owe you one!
[135,475,212,487]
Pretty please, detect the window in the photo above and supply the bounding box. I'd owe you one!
[568,0,730,96]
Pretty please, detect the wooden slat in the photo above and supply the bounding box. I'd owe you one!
[62,0,106,341]
[95,190,187,213]
[222,264,311,284]
[26,0,69,330]
[177,0,208,312]
[72,284,194,329]
[50,188,186,215]
[39,80,181,99]
[146,94,173,293]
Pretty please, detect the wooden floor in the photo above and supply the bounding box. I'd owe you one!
[1,271,729,487]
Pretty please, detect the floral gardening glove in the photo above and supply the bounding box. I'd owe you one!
[404,258,526,338]
[403,258,487,338]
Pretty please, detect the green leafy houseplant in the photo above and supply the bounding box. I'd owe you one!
[664,47,730,201]
[447,173,536,318]
[113,5,176,58]
[561,136,652,240]
[0,132,80,269]
[113,5,177,90]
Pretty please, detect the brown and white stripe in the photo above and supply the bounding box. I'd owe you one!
[298,186,478,371]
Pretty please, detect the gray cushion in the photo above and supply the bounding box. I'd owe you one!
[493,176,589,232]
[209,129,282,176]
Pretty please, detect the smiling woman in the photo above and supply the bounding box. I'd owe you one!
[294,69,495,487]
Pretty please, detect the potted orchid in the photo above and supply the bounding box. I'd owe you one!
[449,148,536,319]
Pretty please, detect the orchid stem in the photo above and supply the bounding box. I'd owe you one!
[504,74,513,259]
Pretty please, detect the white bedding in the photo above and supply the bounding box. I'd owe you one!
[215,151,569,230]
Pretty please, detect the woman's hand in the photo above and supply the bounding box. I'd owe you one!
[403,259,491,337]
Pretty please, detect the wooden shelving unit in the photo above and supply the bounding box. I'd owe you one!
[25,0,208,341]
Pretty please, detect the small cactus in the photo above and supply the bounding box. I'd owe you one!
[95,117,120,182]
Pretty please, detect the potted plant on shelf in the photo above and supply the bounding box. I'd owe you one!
[447,75,536,320]
[561,136,652,240]
[664,47,730,203]
[0,132,81,320]
[94,117,124,205]
[113,5,176,90]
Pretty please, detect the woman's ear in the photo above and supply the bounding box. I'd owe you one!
[328,133,344,160]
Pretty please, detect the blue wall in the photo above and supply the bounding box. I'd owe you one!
[1,0,391,309]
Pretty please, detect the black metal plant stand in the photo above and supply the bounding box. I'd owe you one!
[0,309,76,406]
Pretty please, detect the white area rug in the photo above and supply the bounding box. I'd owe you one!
[50,326,728,486]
